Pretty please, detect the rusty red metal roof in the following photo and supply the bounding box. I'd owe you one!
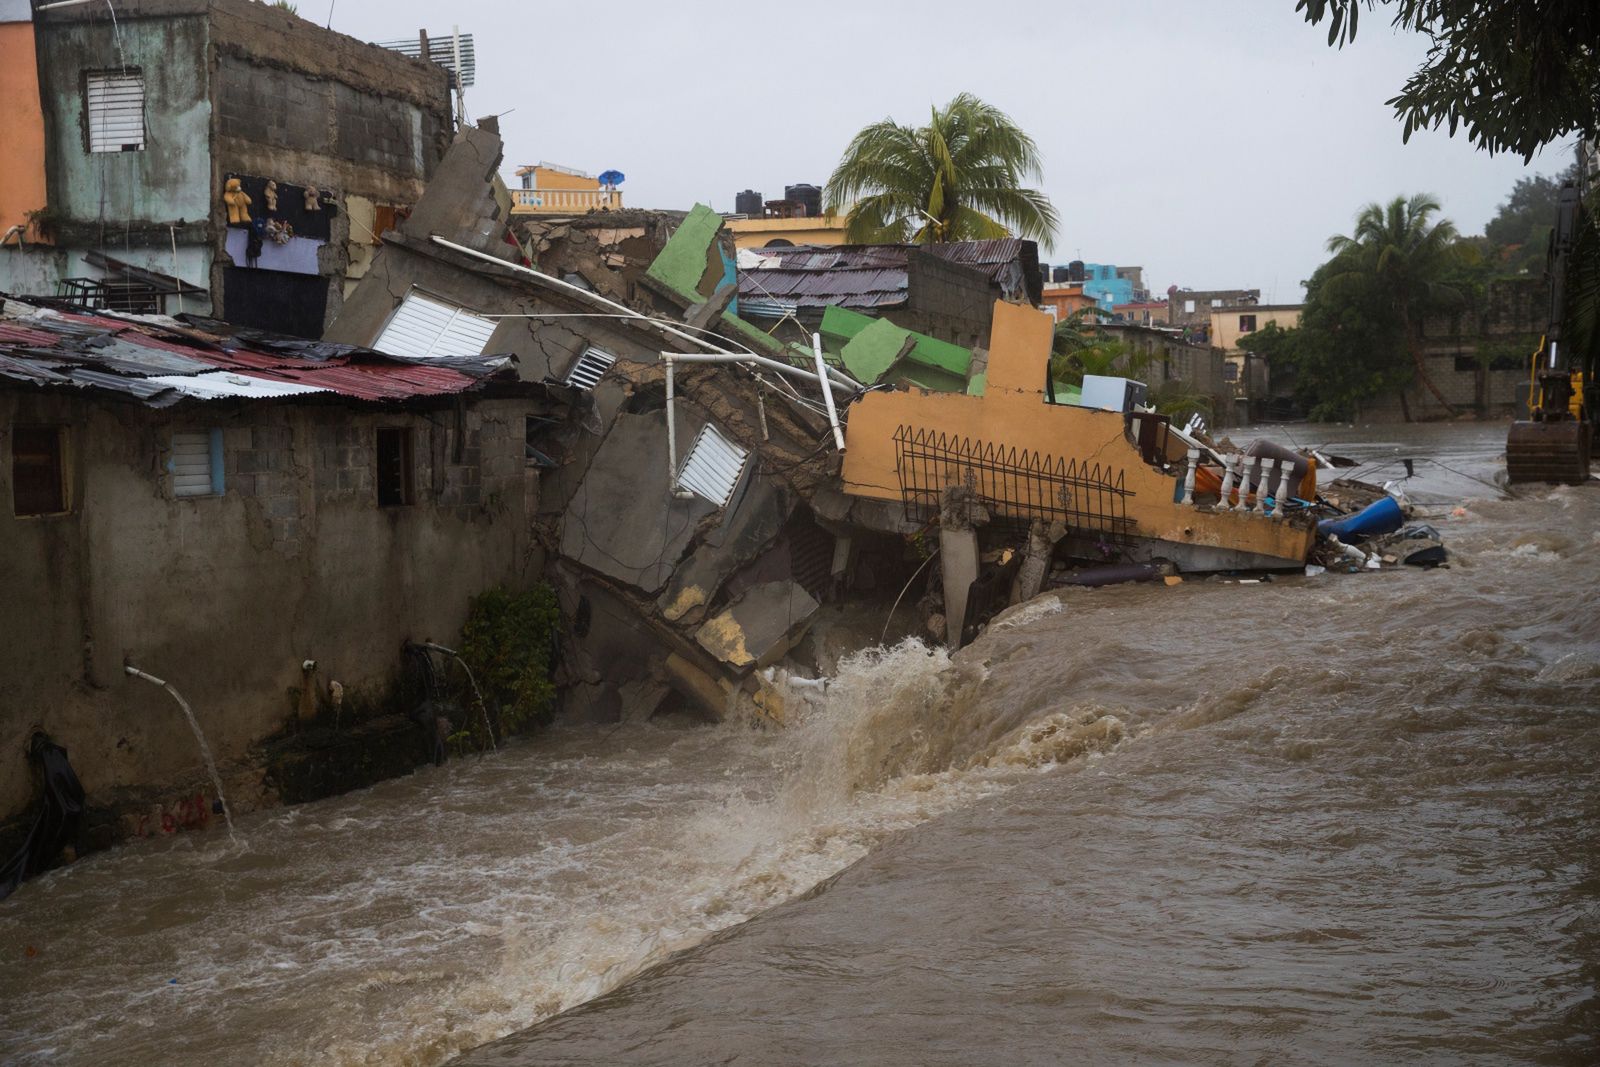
[0,302,515,406]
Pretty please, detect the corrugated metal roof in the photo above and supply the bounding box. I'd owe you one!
[737,238,1041,311]
[0,301,522,407]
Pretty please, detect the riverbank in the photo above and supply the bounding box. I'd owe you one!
[3,423,1595,1066]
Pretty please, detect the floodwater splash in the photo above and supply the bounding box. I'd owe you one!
[5,636,1132,1067]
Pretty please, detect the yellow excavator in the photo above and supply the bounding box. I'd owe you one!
[1506,183,1595,485]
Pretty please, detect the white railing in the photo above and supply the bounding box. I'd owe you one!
[511,188,624,213]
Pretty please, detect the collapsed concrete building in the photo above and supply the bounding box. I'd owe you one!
[325,125,878,727]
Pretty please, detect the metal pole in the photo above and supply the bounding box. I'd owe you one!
[169,224,183,315]
[813,332,846,451]
[451,26,465,128]
[664,357,691,498]
[658,350,831,388]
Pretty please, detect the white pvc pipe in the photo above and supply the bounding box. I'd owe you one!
[661,350,831,388]
[124,665,236,834]
[429,235,862,393]
[663,358,692,498]
[813,332,846,451]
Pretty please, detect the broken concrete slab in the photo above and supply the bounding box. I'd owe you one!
[646,204,728,299]
[840,317,918,385]
[657,476,796,624]
[559,409,715,594]
[694,580,820,672]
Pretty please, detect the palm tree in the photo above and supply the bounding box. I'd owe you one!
[1049,308,1148,386]
[1323,194,1470,416]
[824,93,1059,245]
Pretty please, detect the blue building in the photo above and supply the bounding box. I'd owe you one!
[1080,263,1133,312]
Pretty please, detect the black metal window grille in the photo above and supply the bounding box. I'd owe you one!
[892,425,1134,541]
[56,277,167,315]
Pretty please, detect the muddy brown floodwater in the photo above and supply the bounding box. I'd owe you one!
[3,422,1597,1067]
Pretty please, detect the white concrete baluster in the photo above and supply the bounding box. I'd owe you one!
[1217,454,1238,510]
[1252,459,1277,514]
[1180,447,1199,505]
[1272,461,1295,518]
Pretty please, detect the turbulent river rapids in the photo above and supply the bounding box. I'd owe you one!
[2,422,1598,1066]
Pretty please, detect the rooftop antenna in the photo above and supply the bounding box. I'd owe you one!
[452,26,466,128]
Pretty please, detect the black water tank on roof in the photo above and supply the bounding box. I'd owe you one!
[785,183,822,218]
[735,189,763,217]
[1052,266,1071,283]
[1068,260,1086,282]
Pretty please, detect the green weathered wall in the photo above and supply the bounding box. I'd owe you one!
[822,304,973,390]
[37,15,212,227]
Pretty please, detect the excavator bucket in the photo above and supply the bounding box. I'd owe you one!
[1506,419,1592,485]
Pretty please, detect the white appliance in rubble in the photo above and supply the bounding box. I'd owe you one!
[1079,375,1148,413]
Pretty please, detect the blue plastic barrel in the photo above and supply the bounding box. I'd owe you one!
[1317,495,1403,544]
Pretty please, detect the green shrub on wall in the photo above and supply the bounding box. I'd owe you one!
[459,584,561,742]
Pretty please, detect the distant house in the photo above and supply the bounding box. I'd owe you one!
[1206,303,1303,411]
[1113,300,1171,327]
[0,0,454,337]
[1040,283,1099,322]
[1168,288,1260,328]
[509,162,624,216]
[0,295,548,833]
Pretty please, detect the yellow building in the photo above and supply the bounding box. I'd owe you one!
[510,162,623,215]
[725,215,849,250]
[1210,303,1301,353]
[1210,303,1301,389]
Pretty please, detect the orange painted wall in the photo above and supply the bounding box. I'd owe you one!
[532,166,600,192]
[840,301,1313,564]
[0,21,48,240]
[1040,285,1096,320]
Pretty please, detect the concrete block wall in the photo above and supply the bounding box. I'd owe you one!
[0,392,538,826]
[900,252,996,349]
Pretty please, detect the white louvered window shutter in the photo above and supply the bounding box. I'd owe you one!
[171,431,215,497]
[373,290,497,358]
[86,71,146,153]
[677,424,748,508]
[565,346,616,389]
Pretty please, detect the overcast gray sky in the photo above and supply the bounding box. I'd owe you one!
[331,0,1573,303]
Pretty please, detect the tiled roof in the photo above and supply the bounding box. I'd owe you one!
[0,301,520,407]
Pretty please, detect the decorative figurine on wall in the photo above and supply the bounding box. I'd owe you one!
[264,180,279,213]
[304,185,321,212]
[223,178,252,225]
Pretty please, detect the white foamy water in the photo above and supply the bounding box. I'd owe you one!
[0,639,1119,1067]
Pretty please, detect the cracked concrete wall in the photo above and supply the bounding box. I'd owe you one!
[0,391,539,825]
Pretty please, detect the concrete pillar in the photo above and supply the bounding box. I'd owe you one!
[940,526,980,649]
[938,483,988,650]
[1011,518,1066,605]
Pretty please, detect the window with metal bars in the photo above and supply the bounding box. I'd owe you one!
[85,70,145,153]
[376,427,415,506]
[677,423,748,507]
[564,346,616,389]
[12,426,67,516]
